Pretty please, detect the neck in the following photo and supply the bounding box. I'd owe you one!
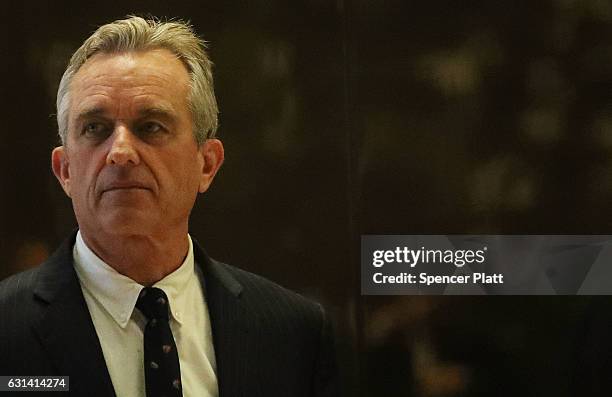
[80,229,189,286]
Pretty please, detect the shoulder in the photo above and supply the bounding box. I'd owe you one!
[210,259,326,335]
[0,266,41,307]
[0,234,76,327]
[0,233,75,308]
[0,263,53,337]
[213,259,326,324]
[0,266,47,362]
[208,260,341,396]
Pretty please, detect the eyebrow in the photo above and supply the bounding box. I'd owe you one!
[137,106,177,121]
[74,107,107,123]
[74,106,178,123]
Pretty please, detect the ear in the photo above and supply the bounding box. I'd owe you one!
[51,146,72,197]
[198,139,225,193]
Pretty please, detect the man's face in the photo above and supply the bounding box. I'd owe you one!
[52,49,223,239]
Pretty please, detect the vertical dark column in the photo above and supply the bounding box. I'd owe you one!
[0,2,26,278]
[2,2,64,277]
[340,0,364,395]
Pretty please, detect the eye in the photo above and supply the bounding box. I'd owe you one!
[138,121,164,135]
[82,122,110,137]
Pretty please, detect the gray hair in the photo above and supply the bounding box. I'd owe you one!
[56,15,218,145]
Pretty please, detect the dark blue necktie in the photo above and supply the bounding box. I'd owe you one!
[136,287,183,397]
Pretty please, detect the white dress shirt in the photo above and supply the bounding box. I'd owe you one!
[73,231,218,397]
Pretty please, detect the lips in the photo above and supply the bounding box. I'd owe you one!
[101,183,151,194]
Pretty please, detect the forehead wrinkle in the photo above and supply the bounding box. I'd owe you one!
[72,68,187,108]
[75,51,189,90]
[74,106,107,121]
[68,50,191,130]
[78,74,177,91]
[72,88,180,120]
[74,81,178,101]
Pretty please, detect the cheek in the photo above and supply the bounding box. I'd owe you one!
[68,152,102,197]
[176,163,202,194]
[164,151,202,190]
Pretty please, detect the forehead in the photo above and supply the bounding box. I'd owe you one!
[69,49,191,117]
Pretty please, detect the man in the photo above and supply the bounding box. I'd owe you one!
[0,16,339,397]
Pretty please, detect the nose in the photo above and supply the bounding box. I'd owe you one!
[106,125,140,166]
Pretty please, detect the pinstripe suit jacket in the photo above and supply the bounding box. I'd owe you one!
[0,233,340,396]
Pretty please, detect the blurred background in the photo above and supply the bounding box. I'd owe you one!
[3,0,612,395]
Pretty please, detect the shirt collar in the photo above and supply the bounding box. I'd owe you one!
[73,230,196,328]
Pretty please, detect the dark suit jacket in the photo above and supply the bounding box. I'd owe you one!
[0,233,340,396]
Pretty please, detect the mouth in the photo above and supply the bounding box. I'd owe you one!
[101,184,151,194]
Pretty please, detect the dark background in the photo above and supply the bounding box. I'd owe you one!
[3,1,612,396]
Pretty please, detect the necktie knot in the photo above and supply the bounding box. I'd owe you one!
[137,287,170,321]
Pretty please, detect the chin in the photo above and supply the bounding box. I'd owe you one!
[99,210,158,237]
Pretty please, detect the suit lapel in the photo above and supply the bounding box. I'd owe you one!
[30,234,256,396]
[194,242,261,397]
[32,234,116,397]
